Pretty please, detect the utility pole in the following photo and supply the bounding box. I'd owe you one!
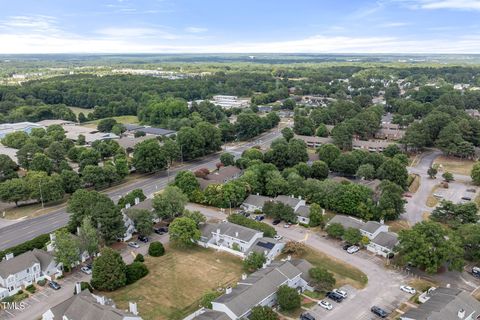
[180,144,183,165]
[39,181,44,208]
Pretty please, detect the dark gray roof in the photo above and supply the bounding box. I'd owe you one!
[401,287,480,320]
[205,166,242,183]
[371,232,398,250]
[49,290,141,320]
[135,127,175,136]
[200,222,262,243]
[361,221,383,234]
[214,260,307,318]
[242,194,273,208]
[0,249,54,279]
[196,177,218,191]
[192,310,230,320]
[127,198,153,212]
[248,237,281,255]
[274,195,302,208]
[328,215,365,230]
[123,124,144,131]
[296,205,311,218]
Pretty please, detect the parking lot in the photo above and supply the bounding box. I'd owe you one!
[433,181,476,205]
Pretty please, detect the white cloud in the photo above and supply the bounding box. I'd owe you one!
[379,22,410,27]
[185,26,208,33]
[96,27,178,39]
[399,0,480,11]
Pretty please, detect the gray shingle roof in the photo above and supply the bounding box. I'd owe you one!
[361,221,383,234]
[0,249,54,279]
[242,194,273,208]
[127,198,153,212]
[214,260,307,318]
[328,215,365,230]
[401,287,480,320]
[274,195,302,208]
[192,310,230,320]
[49,290,141,320]
[296,205,311,218]
[200,222,262,243]
[371,232,398,250]
[205,166,242,183]
[135,127,175,136]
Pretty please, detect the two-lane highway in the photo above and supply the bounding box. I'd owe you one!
[0,128,284,251]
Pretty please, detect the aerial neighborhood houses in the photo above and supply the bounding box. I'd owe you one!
[241,194,317,225]
[190,258,314,320]
[42,283,142,320]
[197,165,243,190]
[210,95,250,109]
[0,249,61,299]
[327,215,399,257]
[294,134,398,152]
[198,221,284,262]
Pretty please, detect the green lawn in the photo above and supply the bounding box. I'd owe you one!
[105,246,243,320]
[82,115,140,128]
[68,106,92,116]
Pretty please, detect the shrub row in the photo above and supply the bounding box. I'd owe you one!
[0,233,50,258]
[227,214,276,237]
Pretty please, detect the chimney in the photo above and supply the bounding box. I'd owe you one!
[76,227,81,236]
[96,295,106,305]
[291,195,294,198]
[225,286,232,294]
[129,302,138,315]
[134,197,140,205]
[458,309,465,319]
[50,233,56,242]
[125,203,131,209]
[241,273,247,280]
[299,196,302,200]
[287,255,291,261]
[235,232,239,238]
[256,193,259,196]
[262,263,267,269]
[380,219,385,225]
[5,253,13,261]
[75,282,82,295]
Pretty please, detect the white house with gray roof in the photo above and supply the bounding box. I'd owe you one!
[400,287,480,320]
[240,194,273,212]
[42,288,142,320]
[208,259,314,320]
[0,249,61,298]
[327,215,397,257]
[274,195,305,212]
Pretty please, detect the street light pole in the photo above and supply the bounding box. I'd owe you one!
[39,181,44,208]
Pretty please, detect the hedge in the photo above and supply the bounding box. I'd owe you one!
[227,214,276,237]
[148,242,165,257]
[0,233,50,258]
[126,262,149,285]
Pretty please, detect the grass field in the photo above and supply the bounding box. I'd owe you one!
[82,115,140,128]
[105,247,243,320]
[386,220,410,233]
[68,106,92,116]
[408,174,420,193]
[433,156,475,176]
[283,246,368,289]
[426,185,440,207]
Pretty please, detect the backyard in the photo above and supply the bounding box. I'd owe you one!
[105,246,243,320]
[433,156,475,176]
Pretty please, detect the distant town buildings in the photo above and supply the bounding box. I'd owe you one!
[210,95,250,109]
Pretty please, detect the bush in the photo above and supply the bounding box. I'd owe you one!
[199,291,221,309]
[134,253,145,262]
[126,262,149,285]
[78,281,93,293]
[37,279,46,286]
[0,233,50,259]
[148,241,165,257]
[227,214,276,237]
[25,285,36,294]
[277,285,301,311]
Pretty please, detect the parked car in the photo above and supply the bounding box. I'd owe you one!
[403,193,412,198]
[371,306,388,318]
[400,285,416,294]
[255,215,265,221]
[433,193,443,199]
[274,235,283,240]
[272,219,281,225]
[48,281,61,290]
[467,188,476,193]
[283,222,292,228]
[472,266,480,278]
[342,244,352,251]
[154,227,165,235]
[128,241,140,248]
[318,300,333,310]
[326,291,344,303]
[333,288,348,298]
[138,235,149,243]
[461,196,472,201]
[347,245,360,254]
[300,313,316,320]
[80,266,92,275]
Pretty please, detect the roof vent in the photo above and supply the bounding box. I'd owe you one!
[241,273,247,280]
[5,253,13,261]
[458,309,465,319]
[129,302,138,315]
[235,232,239,238]
[225,286,232,294]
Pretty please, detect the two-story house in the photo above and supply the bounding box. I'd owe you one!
[0,249,60,298]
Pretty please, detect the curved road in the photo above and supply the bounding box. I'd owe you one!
[0,129,283,251]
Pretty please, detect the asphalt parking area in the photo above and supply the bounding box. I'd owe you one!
[433,181,474,204]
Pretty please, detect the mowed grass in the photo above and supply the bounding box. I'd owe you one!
[82,115,140,128]
[68,106,92,116]
[105,246,243,320]
[433,156,475,176]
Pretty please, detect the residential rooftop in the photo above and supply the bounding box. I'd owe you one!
[200,222,262,243]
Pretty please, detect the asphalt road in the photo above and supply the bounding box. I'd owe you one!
[0,129,283,251]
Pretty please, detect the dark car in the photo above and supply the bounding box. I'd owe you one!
[154,227,168,234]
[138,235,149,243]
[371,306,388,318]
[472,267,480,278]
[48,281,61,290]
[255,215,265,221]
[326,291,344,303]
[300,313,316,320]
[272,219,281,225]
[342,244,352,250]
[461,196,472,201]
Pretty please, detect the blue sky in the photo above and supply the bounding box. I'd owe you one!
[1,0,480,53]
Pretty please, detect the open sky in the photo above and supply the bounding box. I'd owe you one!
[1,0,480,53]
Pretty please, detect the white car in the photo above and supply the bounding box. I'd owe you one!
[400,285,416,294]
[80,266,92,275]
[283,223,291,228]
[128,241,140,248]
[347,245,360,254]
[333,288,348,298]
[274,235,283,240]
[318,300,333,310]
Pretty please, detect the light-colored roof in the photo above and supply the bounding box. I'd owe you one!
[274,195,302,208]
[296,205,311,218]
[361,221,383,234]
[401,287,480,320]
[294,135,334,145]
[205,166,242,183]
[214,260,308,318]
[371,232,398,250]
[242,194,273,208]
[200,222,262,243]
[352,139,395,149]
[0,144,19,164]
[0,249,54,279]
[192,310,230,320]
[49,290,142,320]
[328,215,365,230]
[247,237,283,256]
[36,119,74,126]
[116,136,152,150]
[126,198,153,212]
